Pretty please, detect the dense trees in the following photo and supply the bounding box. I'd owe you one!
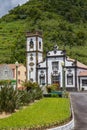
[0,0,87,64]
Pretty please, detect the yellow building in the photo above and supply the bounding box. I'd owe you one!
[8,64,26,89]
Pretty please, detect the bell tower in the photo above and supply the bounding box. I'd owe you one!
[26,31,43,82]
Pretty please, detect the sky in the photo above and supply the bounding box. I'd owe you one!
[0,0,28,18]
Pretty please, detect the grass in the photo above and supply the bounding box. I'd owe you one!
[0,98,71,129]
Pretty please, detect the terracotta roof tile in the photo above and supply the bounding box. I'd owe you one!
[67,57,87,69]
[8,64,22,69]
[79,71,87,76]
[77,61,87,69]
[0,64,23,69]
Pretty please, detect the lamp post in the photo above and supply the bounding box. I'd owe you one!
[15,61,19,90]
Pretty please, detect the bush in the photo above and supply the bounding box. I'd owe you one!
[51,93,59,97]
[0,86,20,113]
[46,83,60,93]
[0,80,11,86]
[22,81,43,99]
[22,81,39,91]
[19,81,43,105]
[18,90,33,106]
[0,81,43,113]
[62,91,69,98]
[33,87,43,100]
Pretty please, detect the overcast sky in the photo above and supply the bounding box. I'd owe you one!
[0,0,28,18]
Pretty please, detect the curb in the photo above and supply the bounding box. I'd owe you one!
[47,96,74,130]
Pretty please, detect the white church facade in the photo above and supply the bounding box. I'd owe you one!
[26,31,87,91]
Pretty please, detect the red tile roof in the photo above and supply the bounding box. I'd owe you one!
[79,71,87,76]
[67,57,87,69]
[77,61,87,69]
[8,64,22,69]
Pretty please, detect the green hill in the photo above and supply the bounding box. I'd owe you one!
[0,0,87,64]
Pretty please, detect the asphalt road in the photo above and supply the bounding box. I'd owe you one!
[70,92,87,130]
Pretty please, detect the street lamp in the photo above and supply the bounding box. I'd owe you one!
[15,61,19,90]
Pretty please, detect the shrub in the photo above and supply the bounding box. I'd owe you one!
[46,83,60,92]
[0,81,43,113]
[0,86,20,113]
[62,91,69,98]
[33,87,43,100]
[20,81,43,104]
[51,93,58,97]
[0,80,11,86]
[18,90,33,106]
[22,81,39,91]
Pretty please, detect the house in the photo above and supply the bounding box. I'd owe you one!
[0,64,13,80]
[26,31,87,91]
[8,64,26,89]
[0,64,26,89]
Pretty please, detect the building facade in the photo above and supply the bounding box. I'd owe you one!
[0,64,13,80]
[8,64,26,89]
[26,31,87,91]
[0,64,26,89]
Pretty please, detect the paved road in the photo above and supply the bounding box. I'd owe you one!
[71,92,87,130]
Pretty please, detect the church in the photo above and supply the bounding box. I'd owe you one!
[26,31,87,91]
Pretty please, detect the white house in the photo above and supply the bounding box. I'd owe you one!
[0,64,13,80]
[26,31,87,91]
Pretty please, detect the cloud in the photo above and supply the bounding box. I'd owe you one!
[0,0,28,18]
[12,0,28,6]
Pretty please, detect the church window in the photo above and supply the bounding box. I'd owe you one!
[40,72,45,85]
[52,62,59,71]
[4,70,8,77]
[30,53,33,61]
[40,76,45,85]
[82,80,87,86]
[39,41,41,49]
[30,39,34,49]
[67,74,73,85]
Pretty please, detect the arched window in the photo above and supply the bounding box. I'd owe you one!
[30,39,34,49]
[67,73,73,85]
[40,72,45,85]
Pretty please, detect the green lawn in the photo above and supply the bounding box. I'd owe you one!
[0,98,71,129]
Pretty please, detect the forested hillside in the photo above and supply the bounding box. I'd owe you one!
[0,0,87,64]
